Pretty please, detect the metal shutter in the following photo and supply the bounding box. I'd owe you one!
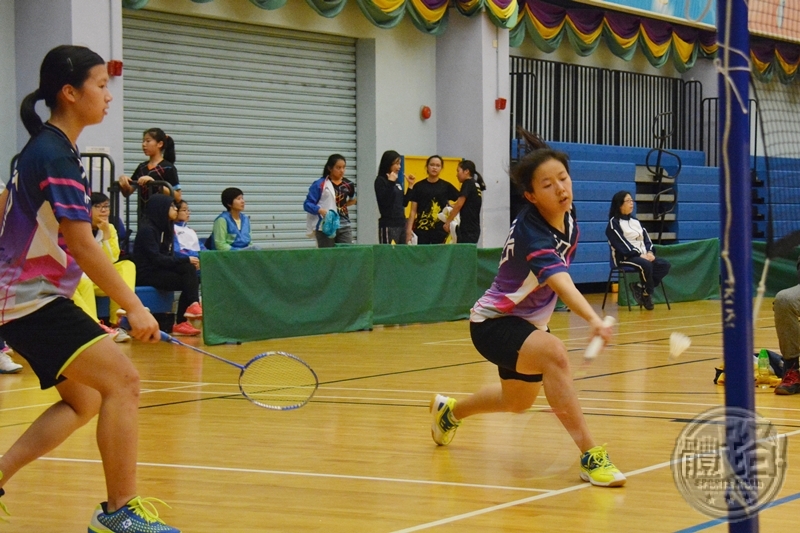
[122,10,357,248]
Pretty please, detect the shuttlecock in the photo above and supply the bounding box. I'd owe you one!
[669,332,691,359]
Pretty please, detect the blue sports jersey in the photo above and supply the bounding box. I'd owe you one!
[0,124,92,323]
[471,203,578,327]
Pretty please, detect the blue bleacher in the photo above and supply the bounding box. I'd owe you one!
[677,203,719,221]
[512,140,707,167]
[514,140,717,284]
[675,221,720,240]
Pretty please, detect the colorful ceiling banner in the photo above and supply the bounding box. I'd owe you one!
[122,0,517,32]
[751,37,800,83]
[510,0,716,72]
[122,0,800,82]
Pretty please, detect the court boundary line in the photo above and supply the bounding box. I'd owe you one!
[388,428,800,532]
[30,455,552,494]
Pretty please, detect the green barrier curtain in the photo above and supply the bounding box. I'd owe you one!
[200,247,373,344]
[618,238,721,306]
[372,244,477,325]
[476,247,502,301]
[752,242,800,297]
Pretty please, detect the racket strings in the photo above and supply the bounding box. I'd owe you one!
[239,352,318,410]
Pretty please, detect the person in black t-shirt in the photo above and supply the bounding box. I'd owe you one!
[406,155,459,244]
[117,128,180,218]
[443,160,486,244]
[374,150,416,244]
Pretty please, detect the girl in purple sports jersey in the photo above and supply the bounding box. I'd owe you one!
[429,130,626,488]
[0,45,179,532]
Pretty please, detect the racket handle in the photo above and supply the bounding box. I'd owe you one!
[118,317,172,343]
[584,316,617,361]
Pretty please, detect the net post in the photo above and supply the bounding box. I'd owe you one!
[718,0,757,529]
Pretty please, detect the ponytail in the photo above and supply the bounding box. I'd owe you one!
[163,136,176,164]
[474,171,487,191]
[20,89,44,136]
[19,45,105,138]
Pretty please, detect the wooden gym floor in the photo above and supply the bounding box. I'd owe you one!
[2,294,799,532]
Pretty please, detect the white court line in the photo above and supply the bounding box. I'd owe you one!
[390,427,800,532]
[0,386,42,395]
[31,456,551,494]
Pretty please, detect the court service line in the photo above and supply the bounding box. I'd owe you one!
[129,385,800,421]
[391,427,800,533]
[32,456,552,494]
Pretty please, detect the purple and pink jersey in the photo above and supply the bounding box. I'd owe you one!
[471,204,578,327]
[0,124,91,324]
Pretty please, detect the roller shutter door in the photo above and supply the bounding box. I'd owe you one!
[122,10,357,248]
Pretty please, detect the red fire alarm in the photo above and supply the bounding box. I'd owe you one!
[495,98,507,111]
[107,60,123,77]
[420,105,432,120]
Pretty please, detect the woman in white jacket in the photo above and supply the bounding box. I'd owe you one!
[605,190,671,310]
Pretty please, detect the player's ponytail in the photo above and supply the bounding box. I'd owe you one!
[20,89,44,136]
[19,45,105,137]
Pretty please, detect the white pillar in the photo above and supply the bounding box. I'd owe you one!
[436,11,510,248]
[14,0,124,168]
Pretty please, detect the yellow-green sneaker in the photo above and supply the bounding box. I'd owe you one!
[0,487,9,523]
[430,394,461,446]
[579,444,626,487]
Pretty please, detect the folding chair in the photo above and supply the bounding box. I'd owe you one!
[601,245,671,311]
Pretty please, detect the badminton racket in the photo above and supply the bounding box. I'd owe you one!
[121,319,318,410]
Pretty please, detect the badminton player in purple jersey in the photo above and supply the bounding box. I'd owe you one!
[0,45,180,532]
[430,130,626,488]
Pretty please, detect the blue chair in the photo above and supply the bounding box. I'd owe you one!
[601,245,670,311]
[96,286,174,319]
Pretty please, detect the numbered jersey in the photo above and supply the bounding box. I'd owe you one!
[471,204,578,325]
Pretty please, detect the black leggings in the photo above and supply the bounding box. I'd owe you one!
[619,256,671,295]
[137,262,199,323]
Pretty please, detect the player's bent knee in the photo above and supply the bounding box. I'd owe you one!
[505,396,535,413]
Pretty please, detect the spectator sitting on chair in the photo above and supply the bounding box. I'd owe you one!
[773,259,800,395]
[174,199,205,260]
[605,190,671,310]
[133,194,202,336]
[71,192,135,342]
[208,187,255,251]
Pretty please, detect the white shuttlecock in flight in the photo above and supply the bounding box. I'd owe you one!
[669,332,691,359]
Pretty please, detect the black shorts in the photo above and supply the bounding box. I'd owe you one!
[470,316,544,383]
[0,298,106,389]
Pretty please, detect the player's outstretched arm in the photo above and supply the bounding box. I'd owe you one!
[546,272,612,342]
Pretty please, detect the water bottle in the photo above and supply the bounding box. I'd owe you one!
[757,349,771,387]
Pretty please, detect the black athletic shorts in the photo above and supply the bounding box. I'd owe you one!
[470,316,544,383]
[0,298,107,389]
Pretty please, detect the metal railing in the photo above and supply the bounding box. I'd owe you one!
[510,56,704,151]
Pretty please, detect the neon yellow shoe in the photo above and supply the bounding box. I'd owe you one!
[579,444,627,487]
[430,394,461,446]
